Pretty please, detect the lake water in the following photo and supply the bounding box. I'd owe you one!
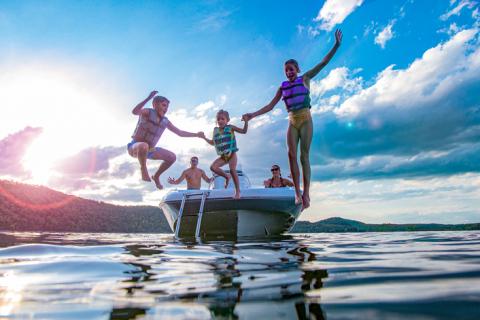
[0,231,479,319]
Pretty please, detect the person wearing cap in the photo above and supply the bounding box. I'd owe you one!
[264,165,294,188]
[128,90,204,190]
[168,156,213,190]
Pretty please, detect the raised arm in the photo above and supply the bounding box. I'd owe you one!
[168,171,186,185]
[132,90,158,115]
[303,29,342,83]
[242,88,282,121]
[167,122,203,138]
[231,119,248,134]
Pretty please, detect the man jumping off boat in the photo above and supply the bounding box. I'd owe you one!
[127,91,205,189]
[168,156,213,190]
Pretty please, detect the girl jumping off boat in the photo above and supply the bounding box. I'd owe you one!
[201,109,248,199]
[242,29,342,209]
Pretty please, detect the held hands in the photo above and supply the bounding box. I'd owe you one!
[242,113,253,122]
[148,90,158,99]
[334,29,343,46]
[197,131,206,139]
[167,177,176,184]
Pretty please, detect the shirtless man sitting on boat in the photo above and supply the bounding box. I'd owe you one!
[168,156,213,190]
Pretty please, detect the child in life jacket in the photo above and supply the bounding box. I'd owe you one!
[242,29,342,210]
[201,109,248,199]
[128,90,204,190]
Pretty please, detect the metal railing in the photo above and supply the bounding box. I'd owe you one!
[174,191,210,239]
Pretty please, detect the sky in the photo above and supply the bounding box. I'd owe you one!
[0,0,479,224]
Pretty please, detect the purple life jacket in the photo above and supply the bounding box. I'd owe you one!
[280,76,311,112]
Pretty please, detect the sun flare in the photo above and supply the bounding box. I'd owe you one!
[22,134,57,185]
[1,63,128,186]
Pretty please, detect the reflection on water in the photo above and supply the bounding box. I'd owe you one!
[0,231,479,319]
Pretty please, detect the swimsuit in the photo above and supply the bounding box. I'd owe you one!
[267,177,288,188]
[127,139,164,159]
[288,107,312,130]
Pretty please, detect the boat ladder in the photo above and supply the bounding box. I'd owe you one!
[175,191,209,239]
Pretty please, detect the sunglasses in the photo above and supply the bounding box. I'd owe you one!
[271,168,280,172]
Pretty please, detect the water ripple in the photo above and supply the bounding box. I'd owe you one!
[0,231,479,319]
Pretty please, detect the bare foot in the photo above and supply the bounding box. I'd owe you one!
[233,191,241,199]
[224,174,231,188]
[151,175,163,190]
[302,193,310,210]
[141,167,151,182]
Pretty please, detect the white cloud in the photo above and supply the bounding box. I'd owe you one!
[438,22,462,36]
[374,21,395,49]
[474,7,480,18]
[363,21,377,36]
[314,0,364,31]
[337,28,479,117]
[310,67,363,98]
[197,10,232,32]
[272,109,283,116]
[308,67,363,115]
[440,0,477,21]
[307,26,321,37]
[219,94,227,106]
[304,174,480,223]
[194,100,216,117]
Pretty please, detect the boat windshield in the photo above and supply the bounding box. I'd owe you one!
[210,170,251,190]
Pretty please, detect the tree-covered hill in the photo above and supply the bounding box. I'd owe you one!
[1,180,478,234]
[0,180,171,233]
[291,217,480,233]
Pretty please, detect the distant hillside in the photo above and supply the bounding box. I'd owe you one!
[291,217,480,233]
[1,180,478,234]
[0,180,171,233]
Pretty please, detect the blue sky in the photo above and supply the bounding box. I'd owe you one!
[1,0,479,224]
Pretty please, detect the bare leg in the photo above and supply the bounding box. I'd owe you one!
[287,124,302,206]
[299,118,313,209]
[149,148,177,190]
[129,142,151,182]
[228,153,240,199]
[210,157,229,187]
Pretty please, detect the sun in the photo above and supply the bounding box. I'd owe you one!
[0,63,127,186]
[22,133,57,185]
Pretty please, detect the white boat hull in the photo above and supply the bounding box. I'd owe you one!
[160,188,302,238]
